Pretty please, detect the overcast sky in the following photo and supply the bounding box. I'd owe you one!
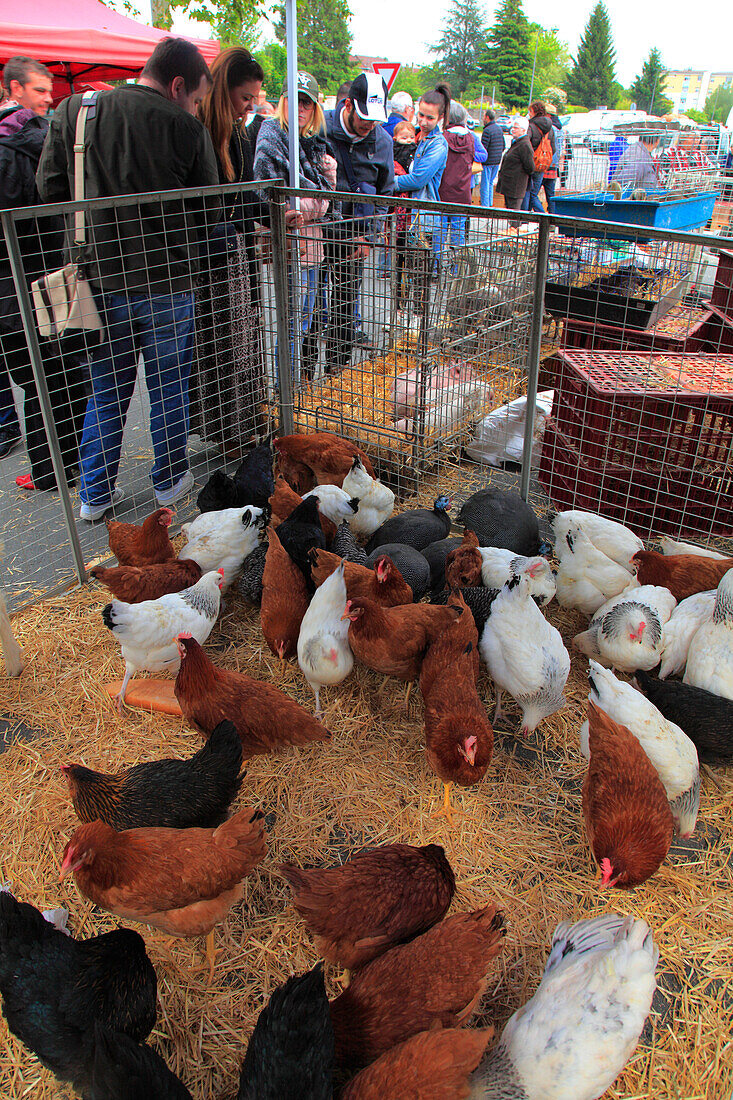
[157,0,729,88]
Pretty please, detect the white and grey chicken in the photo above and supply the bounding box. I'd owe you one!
[302,485,360,526]
[342,457,395,538]
[479,548,556,606]
[179,506,265,587]
[479,572,570,734]
[573,584,677,672]
[469,913,658,1100]
[102,568,224,714]
[684,568,733,701]
[659,590,716,679]
[552,509,642,570]
[660,536,728,560]
[554,522,635,615]
[578,660,700,836]
[297,559,353,717]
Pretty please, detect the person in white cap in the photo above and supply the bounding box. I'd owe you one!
[323,72,394,374]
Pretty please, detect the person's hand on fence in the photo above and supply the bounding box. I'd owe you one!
[352,240,370,260]
[285,209,305,229]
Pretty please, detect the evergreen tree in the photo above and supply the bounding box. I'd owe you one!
[704,86,733,123]
[629,48,673,115]
[430,0,490,98]
[564,1,617,108]
[482,0,532,107]
[274,0,353,92]
[527,24,572,96]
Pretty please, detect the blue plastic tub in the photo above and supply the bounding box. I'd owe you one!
[553,189,720,240]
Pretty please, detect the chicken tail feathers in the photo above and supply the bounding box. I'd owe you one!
[102,603,116,631]
[193,720,243,776]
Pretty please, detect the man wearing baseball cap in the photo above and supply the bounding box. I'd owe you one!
[323,72,394,374]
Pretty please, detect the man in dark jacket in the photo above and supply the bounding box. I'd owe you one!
[496,118,536,210]
[37,37,219,521]
[323,72,394,373]
[480,109,504,206]
[0,56,88,490]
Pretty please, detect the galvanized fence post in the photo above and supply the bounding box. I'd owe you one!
[1,211,88,586]
[269,187,295,436]
[520,216,552,501]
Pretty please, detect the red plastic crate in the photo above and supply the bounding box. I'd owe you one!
[711,249,733,320]
[539,418,733,539]
[545,350,733,473]
[697,303,733,353]
[561,307,710,354]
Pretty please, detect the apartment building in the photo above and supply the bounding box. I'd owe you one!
[665,69,733,113]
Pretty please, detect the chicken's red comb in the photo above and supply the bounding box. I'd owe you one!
[177,631,193,640]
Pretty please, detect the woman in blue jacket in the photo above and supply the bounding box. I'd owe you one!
[397,83,450,272]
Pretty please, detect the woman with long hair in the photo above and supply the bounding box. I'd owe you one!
[394,83,451,273]
[192,46,268,456]
[253,72,336,382]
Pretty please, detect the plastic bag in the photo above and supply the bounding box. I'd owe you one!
[465,390,554,467]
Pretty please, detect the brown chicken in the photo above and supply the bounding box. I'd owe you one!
[174,634,331,757]
[445,529,483,589]
[90,559,202,603]
[632,549,733,602]
[105,507,176,566]
[59,808,266,973]
[343,598,460,698]
[330,903,506,1070]
[261,526,309,659]
[420,592,492,823]
[341,1027,494,1100]
[583,700,674,889]
[269,476,336,541]
[274,432,375,493]
[279,843,456,970]
[310,548,413,607]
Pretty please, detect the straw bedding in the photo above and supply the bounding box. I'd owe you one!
[0,478,731,1100]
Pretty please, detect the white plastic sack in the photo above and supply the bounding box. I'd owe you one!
[465,390,554,467]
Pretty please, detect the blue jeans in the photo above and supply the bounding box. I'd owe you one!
[480,163,500,206]
[543,175,557,213]
[0,363,19,433]
[435,214,467,253]
[522,171,545,212]
[80,290,193,505]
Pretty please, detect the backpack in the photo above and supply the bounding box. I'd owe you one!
[534,130,553,172]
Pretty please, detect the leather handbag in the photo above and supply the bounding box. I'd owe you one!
[31,90,104,341]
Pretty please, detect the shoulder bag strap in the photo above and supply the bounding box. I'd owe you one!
[72,90,98,255]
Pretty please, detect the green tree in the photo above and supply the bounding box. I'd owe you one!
[527,24,572,97]
[704,86,733,122]
[390,67,432,100]
[170,0,262,47]
[256,41,288,98]
[564,2,617,109]
[629,48,673,115]
[482,0,532,107]
[274,0,353,92]
[429,0,489,98]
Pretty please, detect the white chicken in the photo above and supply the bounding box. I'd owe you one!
[297,559,353,717]
[660,536,728,560]
[573,584,677,672]
[479,573,570,734]
[579,660,700,836]
[342,457,395,538]
[684,569,733,701]
[302,485,360,526]
[479,548,556,606]
[469,913,658,1100]
[552,509,643,570]
[659,590,716,679]
[179,506,265,587]
[554,522,635,615]
[102,568,224,714]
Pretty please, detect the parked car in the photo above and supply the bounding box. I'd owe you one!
[497,115,512,132]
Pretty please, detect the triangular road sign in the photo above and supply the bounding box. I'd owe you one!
[372,61,401,92]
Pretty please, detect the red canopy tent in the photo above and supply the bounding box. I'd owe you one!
[0,0,220,101]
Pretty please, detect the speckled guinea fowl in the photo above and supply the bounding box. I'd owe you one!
[457,488,540,556]
[432,585,499,634]
[364,544,430,601]
[421,536,463,595]
[365,495,452,554]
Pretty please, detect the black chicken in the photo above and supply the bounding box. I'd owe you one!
[234,443,275,509]
[237,542,268,605]
[0,891,156,1098]
[365,495,451,554]
[197,469,241,514]
[89,1023,193,1100]
[635,671,733,762]
[276,496,327,593]
[237,963,334,1100]
[62,719,243,830]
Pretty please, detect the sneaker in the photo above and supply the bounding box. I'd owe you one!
[154,469,195,506]
[80,487,125,522]
[0,428,21,459]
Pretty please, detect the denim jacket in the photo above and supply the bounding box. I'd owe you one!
[397,128,449,202]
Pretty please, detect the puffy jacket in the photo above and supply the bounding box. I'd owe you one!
[397,126,448,202]
[496,134,536,199]
[439,128,476,204]
[481,121,504,165]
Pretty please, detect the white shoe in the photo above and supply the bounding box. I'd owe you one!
[80,487,124,522]
[155,469,195,506]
